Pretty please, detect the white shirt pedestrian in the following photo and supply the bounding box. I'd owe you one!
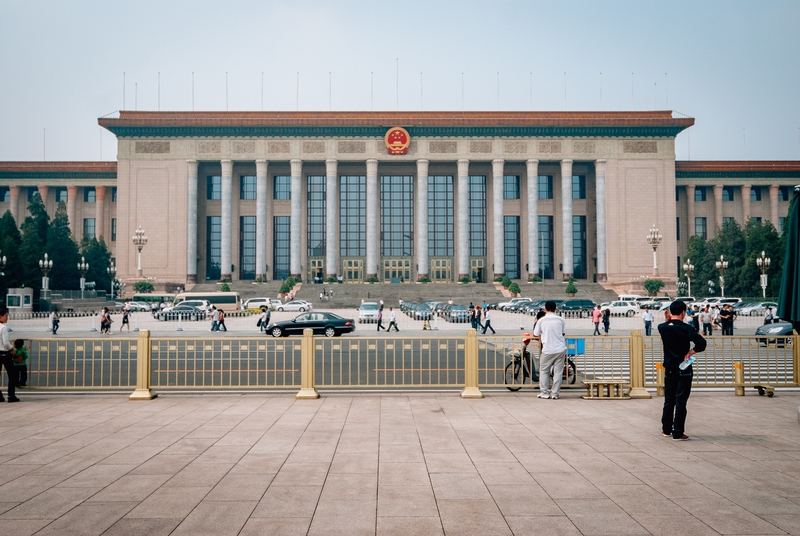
[533,310,567,399]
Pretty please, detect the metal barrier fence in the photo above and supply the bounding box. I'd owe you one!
[3,329,798,399]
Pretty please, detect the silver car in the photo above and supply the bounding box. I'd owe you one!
[276,300,313,312]
[358,302,380,323]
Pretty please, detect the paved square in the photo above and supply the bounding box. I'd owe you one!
[1,391,799,535]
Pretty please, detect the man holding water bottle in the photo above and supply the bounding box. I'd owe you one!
[658,300,707,441]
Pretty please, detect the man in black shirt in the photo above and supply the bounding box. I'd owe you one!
[658,300,707,441]
[718,304,733,335]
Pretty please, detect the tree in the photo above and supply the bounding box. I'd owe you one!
[685,235,712,297]
[705,219,746,297]
[643,278,665,296]
[508,282,520,295]
[565,278,578,294]
[0,211,23,292]
[739,219,783,298]
[80,237,112,294]
[45,203,81,290]
[133,281,154,293]
[18,218,45,290]
[28,192,49,245]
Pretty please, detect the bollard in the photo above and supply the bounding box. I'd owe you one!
[656,363,665,396]
[133,311,140,332]
[90,312,97,332]
[129,329,157,400]
[177,313,183,332]
[296,328,319,399]
[461,329,483,398]
[734,362,745,396]
[628,329,652,399]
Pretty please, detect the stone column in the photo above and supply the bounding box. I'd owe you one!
[220,159,233,281]
[325,159,338,279]
[290,159,303,278]
[37,185,48,206]
[713,184,723,232]
[560,159,574,279]
[457,159,470,280]
[416,159,429,279]
[595,159,607,282]
[8,186,19,226]
[769,184,780,226]
[256,159,268,280]
[366,159,379,279]
[67,186,78,236]
[492,159,505,278]
[186,160,198,283]
[686,185,695,236]
[741,184,751,222]
[95,186,106,239]
[526,159,539,279]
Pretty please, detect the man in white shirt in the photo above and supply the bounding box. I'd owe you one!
[642,308,654,336]
[387,307,399,331]
[0,307,19,402]
[532,301,567,400]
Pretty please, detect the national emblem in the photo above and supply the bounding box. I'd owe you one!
[384,127,411,155]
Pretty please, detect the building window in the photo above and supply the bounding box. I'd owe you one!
[273,176,291,200]
[750,187,762,201]
[273,216,290,280]
[207,176,221,200]
[752,216,762,223]
[723,217,735,225]
[504,216,520,279]
[695,217,707,239]
[694,187,707,201]
[722,187,735,201]
[0,186,9,203]
[468,176,486,257]
[84,187,96,203]
[83,218,96,240]
[676,217,680,241]
[380,175,414,258]
[55,187,67,203]
[538,176,553,199]
[240,216,256,280]
[779,186,792,201]
[240,175,257,200]
[503,175,520,200]
[428,175,454,257]
[206,216,221,279]
[111,187,117,202]
[111,218,116,242]
[676,187,680,201]
[572,215,587,279]
[537,216,554,279]
[780,217,786,233]
[340,176,366,257]
[307,176,326,258]
[572,176,586,200]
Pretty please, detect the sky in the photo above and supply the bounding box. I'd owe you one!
[1,0,799,162]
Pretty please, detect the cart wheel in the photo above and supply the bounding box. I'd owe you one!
[767,391,774,397]
[757,387,765,396]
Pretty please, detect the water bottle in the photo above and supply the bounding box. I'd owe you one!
[679,355,695,370]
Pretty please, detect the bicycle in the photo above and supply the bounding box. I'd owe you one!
[504,347,577,392]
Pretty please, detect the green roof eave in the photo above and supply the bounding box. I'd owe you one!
[0,172,117,179]
[676,170,800,179]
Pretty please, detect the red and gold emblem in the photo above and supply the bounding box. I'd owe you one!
[384,127,410,155]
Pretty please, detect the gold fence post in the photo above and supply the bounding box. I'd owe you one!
[461,329,483,399]
[296,328,319,399]
[129,329,157,400]
[655,363,665,396]
[628,329,651,399]
[734,362,745,396]
[794,333,799,387]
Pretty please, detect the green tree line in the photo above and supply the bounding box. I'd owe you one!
[0,194,112,300]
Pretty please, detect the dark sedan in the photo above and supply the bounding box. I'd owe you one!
[267,311,355,338]
[155,304,206,321]
[755,321,794,345]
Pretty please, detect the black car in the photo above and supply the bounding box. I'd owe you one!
[755,321,794,345]
[156,304,205,321]
[267,311,356,338]
[559,299,597,317]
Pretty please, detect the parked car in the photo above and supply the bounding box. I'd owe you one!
[358,302,380,323]
[559,299,597,317]
[125,301,151,312]
[155,304,205,321]
[275,300,313,312]
[600,301,640,316]
[267,311,355,338]
[444,305,470,322]
[498,297,531,311]
[739,302,778,316]
[408,303,432,321]
[244,297,281,310]
[755,321,794,345]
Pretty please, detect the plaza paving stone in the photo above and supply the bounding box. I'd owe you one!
[0,391,798,535]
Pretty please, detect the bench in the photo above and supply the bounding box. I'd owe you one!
[582,379,630,400]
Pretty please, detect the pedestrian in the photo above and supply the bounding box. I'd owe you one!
[320,291,325,302]
[12,339,27,388]
[240,298,244,311]
[448,298,454,305]
[642,307,654,336]
[691,305,700,332]
[592,305,602,335]
[602,308,610,335]
[217,309,227,332]
[699,306,713,336]
[469,303,477,330]
[210,306,220,331]
[475,306,484,330]
[532,301,566,400]
[120,308,130,332]
[379,300,384,311]
[376,308,385,331]
[0,307,20,402]
[50,309,60,335]
[658,300,707,441]
[764,306,774,325]
[100,307,113,334]
[387,307,399,331]
[718,304,733,336]
[482,308,496,334]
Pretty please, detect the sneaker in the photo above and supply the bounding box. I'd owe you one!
[7,397,20,403]
[537,393,550,399]
[672,434,689,441]
[551,395,559,400]
[661,430,671,437]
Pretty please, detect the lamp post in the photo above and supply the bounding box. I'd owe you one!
[132,226,148,277]
[756,250,771,299]
[715,255,728,298]
[646,224,663,276]
[39,253,53,298]
[677,281,687,297]
[78,256,89,299]
[107,262,117,300]
[682,258,694,297]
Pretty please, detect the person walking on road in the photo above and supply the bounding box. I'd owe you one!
[764,306,774,325]
[592,305,602,335]
[532,301,566,400]
[50,310,60,335]
[658,300,707,441]
[210,306,220,331]
[643,308,654,336]
[0,307,20,402]
[602,308,611,336]
[387,308,399,331]
[699,306,713,336]
[120,308,131,332]
[376,308,385,331]
[482,308,496,334]
[217,309,227,332]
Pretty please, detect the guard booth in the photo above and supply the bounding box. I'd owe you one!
[6,288,33,313]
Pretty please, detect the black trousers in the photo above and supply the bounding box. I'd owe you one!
[662,367,692,438]
[0,353,16,399]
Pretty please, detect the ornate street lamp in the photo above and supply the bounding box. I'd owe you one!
[715,255,728,298]
[676,281,687,297]
[132,226,148,277]
[107,262,117,300]
[78,256,89,299]
[682,258,695,297]
[708,279,715,297]
[756,250,771,299]
[39,253,53,298]
[646,225,663,276]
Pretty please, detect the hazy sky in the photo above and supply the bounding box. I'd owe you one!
[1,0,798,162]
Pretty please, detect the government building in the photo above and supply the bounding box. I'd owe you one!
[0,111,797,293]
